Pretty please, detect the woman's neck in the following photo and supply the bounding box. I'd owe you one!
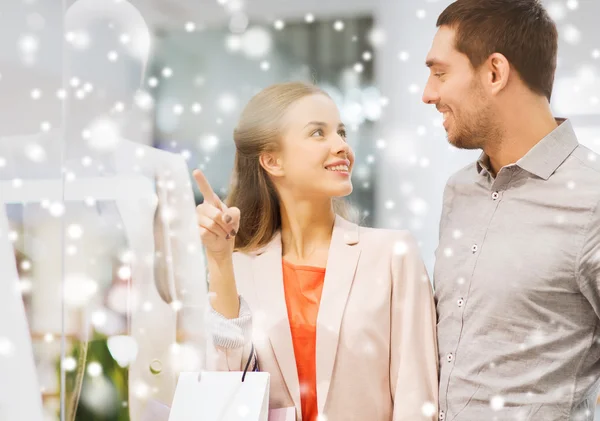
[279,197,335,263]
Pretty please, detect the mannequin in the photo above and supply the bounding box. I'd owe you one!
[60,1,208,416]
[0,0,207,420]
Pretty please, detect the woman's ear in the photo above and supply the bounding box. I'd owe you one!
[259,152,284,177]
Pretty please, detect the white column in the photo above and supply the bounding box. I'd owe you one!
[0,204,45,421]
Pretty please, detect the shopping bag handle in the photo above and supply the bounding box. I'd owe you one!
[241,343,258,382]
[195,344,259,383]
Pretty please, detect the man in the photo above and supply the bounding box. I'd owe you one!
[423,1,600,420]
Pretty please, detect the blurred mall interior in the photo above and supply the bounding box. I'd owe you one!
[1,0,600,419]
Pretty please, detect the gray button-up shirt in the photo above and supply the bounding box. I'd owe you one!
[435,119,600,421]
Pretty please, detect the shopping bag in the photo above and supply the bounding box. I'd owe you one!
[169,344,270,421]
[140,399,171,421]
[168,371,270,421]
[142,384,293,421]
[141,395,294,421]
[267,407,296,421]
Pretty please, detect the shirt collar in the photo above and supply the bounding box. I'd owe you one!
[476,118,580,180]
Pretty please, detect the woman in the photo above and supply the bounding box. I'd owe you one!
[195,82,438,421]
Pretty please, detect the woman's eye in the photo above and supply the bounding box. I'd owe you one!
[435,73,445,78]
[338,129,347,139]
[311,129,324,137]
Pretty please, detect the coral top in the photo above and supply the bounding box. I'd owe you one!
[282,259,326,421]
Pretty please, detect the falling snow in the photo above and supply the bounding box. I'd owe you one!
[0,1,599,420]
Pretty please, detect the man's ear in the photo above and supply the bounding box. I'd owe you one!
[485,52,510,96]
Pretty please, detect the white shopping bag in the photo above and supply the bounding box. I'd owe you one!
[140,399,171,421]
[267,407,296,421]
[168,371,270,421]
[142,392,294,421]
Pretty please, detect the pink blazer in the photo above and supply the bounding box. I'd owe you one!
[207,216,439,421]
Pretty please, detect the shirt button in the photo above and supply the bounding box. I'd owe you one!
[439,410,446,420]
[492,191,499,200]
[457,298,464,307]
[472,244,478,253]
[446,353,454,363]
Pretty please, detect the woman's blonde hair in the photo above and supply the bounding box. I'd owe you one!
[226,81,355,252]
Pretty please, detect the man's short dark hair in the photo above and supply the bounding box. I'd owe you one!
[437,0,558,101]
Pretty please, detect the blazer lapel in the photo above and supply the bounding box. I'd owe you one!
[316,216,361,414]
[252,233,302,415]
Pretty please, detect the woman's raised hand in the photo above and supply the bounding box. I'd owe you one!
[193,169,240,259]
